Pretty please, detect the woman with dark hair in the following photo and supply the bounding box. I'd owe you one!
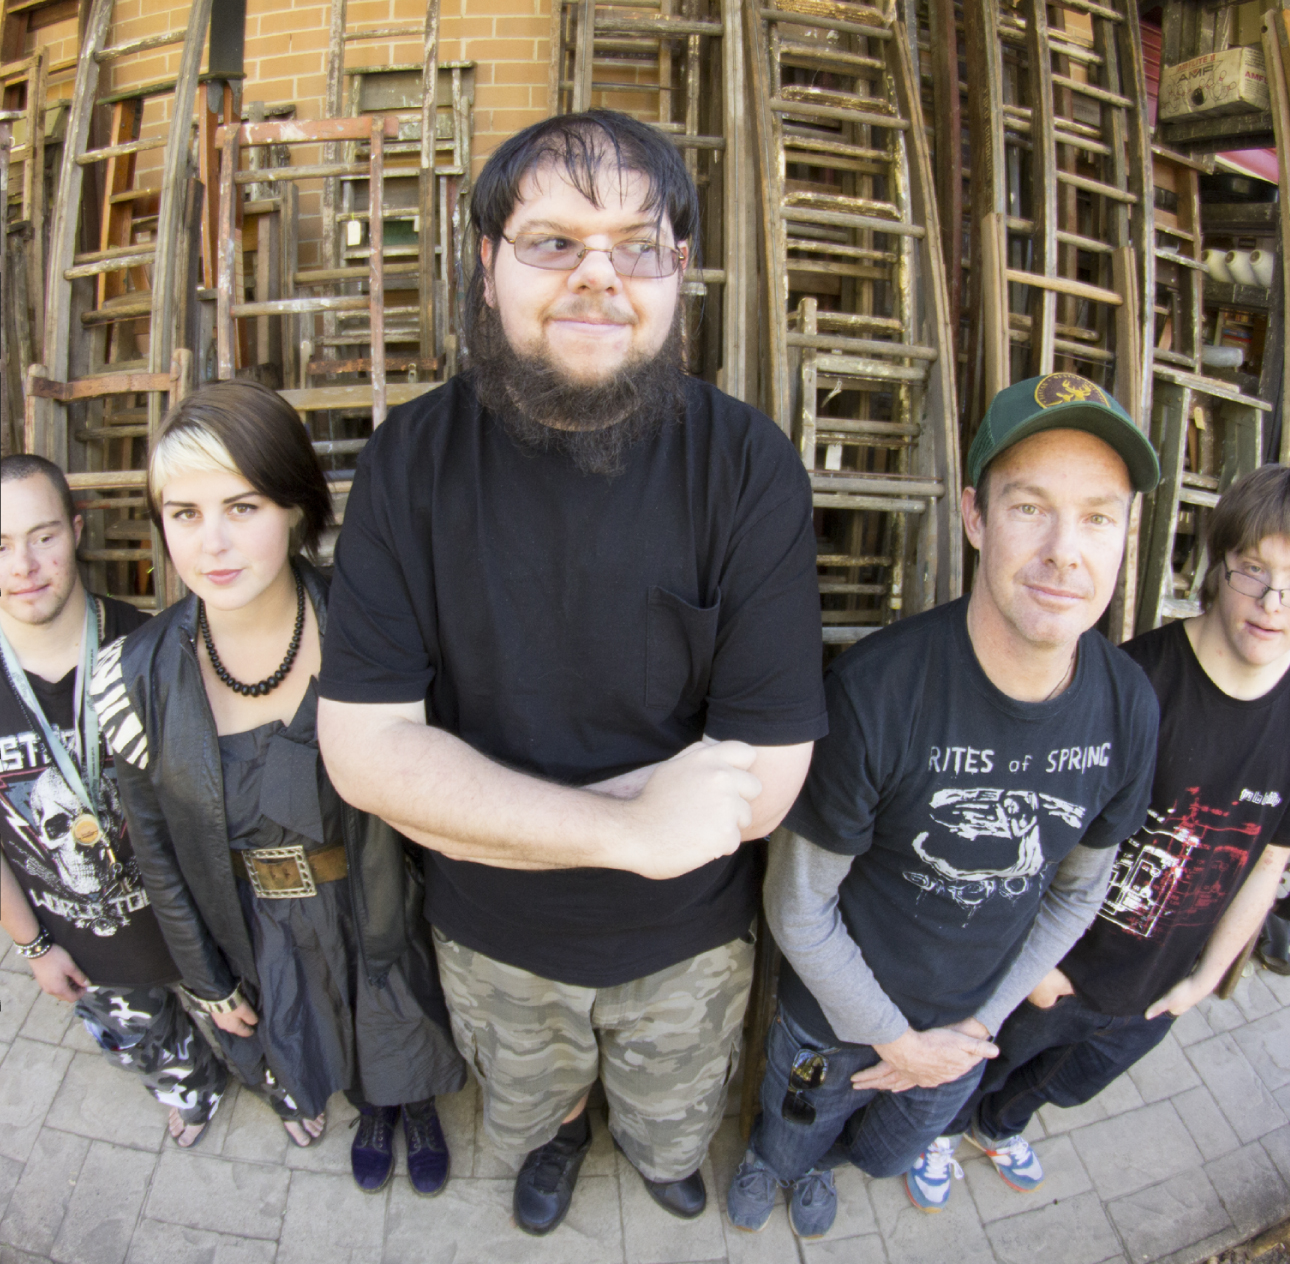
[91,380,465,1191]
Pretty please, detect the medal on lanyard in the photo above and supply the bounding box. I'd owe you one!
[0,600,107,848]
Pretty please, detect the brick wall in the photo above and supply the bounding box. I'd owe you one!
[16,0,556,162]
[12,0,555,271]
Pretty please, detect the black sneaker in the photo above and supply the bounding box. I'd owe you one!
[351,1105,399,1193]
[513,1116,593,1235]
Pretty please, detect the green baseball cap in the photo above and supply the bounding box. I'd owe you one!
[967,373,1160,493]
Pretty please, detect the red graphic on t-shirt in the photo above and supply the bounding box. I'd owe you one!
[1099,787,1258,939]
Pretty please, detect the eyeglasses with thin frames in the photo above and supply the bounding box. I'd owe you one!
[500,232,686,279]
[1224,565,1290,606]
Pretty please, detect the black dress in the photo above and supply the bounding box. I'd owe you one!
[217,681,465,1119]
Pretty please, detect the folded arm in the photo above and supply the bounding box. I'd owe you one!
[317,697,810,880]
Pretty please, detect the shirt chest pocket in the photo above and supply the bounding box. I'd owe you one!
[645,586,721,713]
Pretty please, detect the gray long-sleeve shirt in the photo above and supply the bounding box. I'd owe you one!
[765,830,1116,1046]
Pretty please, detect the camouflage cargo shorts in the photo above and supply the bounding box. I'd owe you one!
[434,929,755,1182]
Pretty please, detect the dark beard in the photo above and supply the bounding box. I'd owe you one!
[467,300,686,477]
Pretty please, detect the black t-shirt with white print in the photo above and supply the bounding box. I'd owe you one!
[0,596,178,988]
[1061,619,1290,1016]
[781,597,1159,1042]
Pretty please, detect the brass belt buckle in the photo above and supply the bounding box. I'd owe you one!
[246,844,317,899]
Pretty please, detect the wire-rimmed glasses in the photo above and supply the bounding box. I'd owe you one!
[501,232,685,279]
[1224,565,1290,606]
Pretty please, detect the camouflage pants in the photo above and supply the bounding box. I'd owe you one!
[435,930,754,1182]
[75,985,228,1126]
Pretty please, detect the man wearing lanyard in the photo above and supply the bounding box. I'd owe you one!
[1,455,227,1147]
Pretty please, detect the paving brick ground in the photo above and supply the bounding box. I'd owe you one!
[2,925,1288,1264]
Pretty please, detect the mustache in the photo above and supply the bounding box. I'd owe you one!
[546,300,637,326]
[466,298,686,477]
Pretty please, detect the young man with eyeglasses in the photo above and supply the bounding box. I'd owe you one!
[315,110,826,1235]
[922,462,1290,1207]
[728,375,1162,1237]
[0,455,228,1148]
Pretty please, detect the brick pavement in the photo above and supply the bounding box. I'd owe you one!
[1,926,1288,1264]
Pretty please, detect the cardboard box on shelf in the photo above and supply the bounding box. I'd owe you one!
[1159,45,1270,120]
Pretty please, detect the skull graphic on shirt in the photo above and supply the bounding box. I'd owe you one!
[28,766,114,895]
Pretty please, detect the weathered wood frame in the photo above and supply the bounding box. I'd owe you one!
[551,0,750,401]
[217,115,429,434]
[747,0,961,643]
[963,0,1153,432]
[24,348,192,607]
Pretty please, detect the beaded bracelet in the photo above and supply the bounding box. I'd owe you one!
[14,926,54,960]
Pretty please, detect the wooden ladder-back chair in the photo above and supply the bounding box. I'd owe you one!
[316,0,473,385]
[216,113,435,556]
[1,44,45,360]
[0,105,18,452]
[747,0,961,644]
[1136,147,1270,633]
[25,349,191,609]
[962,0,1153,428]
[550,0,751,399]
[3,0,108,425]
[28,0,214,610]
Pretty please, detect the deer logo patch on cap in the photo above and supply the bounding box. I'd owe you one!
[1034,373,1108,409]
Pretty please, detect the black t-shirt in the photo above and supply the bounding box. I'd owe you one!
[1061,620,1290,1016]
[318,374,829,986]
[0,596,178,988]
[781,598,1159,1041]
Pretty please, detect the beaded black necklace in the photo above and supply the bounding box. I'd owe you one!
[199,566,305,697]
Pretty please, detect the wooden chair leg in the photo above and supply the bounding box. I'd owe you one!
[740,905,780,1141]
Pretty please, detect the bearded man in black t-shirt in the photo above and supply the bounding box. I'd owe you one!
[943,462,1290,1200]
[0,456,227,1148]
[316,110,827,1234]
[726,375,1162,1238]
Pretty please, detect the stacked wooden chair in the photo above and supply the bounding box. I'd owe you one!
[549,0,750,399]
[216,115,428,430]
[962,0,1154,431]
[1135,152,1271,631]
[1,0,61,450]
[1,103,18,451]
[25,0,216,609]
[747,0,961,645]
[308,0,473,387]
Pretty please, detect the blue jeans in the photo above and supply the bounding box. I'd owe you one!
[751,1005,986,1184]
[946,993,1175,1141]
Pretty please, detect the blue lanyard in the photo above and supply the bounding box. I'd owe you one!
[0,599,103,830]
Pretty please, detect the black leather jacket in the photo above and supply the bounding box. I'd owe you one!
[90,562,414,1002]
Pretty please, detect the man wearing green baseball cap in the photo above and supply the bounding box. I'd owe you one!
[966,371,1161,496]
[729,373,1163,1237]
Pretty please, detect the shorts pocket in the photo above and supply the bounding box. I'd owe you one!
[645,586,720,712]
